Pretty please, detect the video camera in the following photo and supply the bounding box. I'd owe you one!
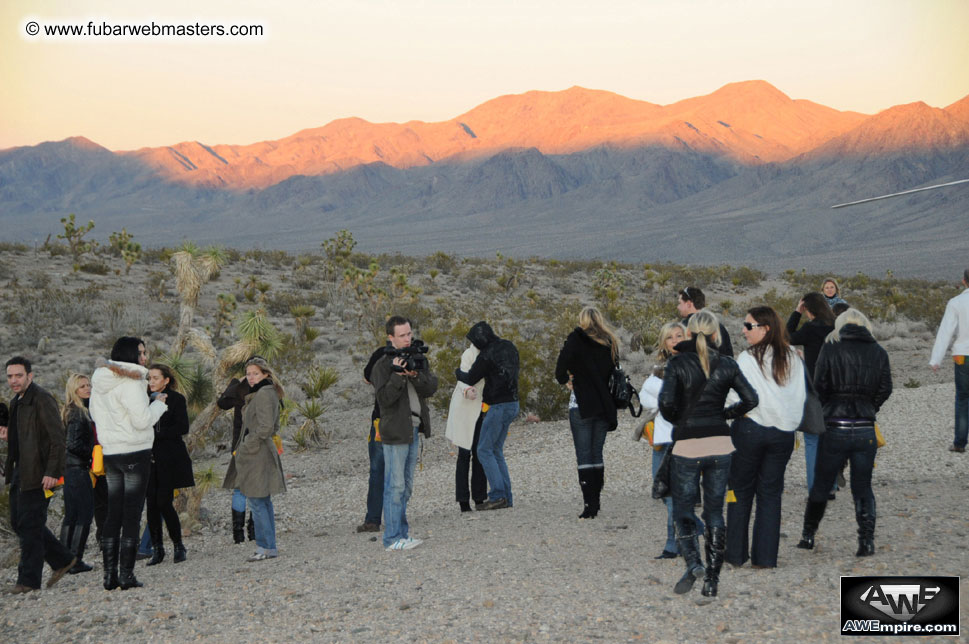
[385,339,430,373]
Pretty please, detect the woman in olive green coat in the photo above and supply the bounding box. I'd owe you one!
[222,357,285,561]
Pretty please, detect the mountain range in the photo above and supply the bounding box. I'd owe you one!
[2,80,967,277]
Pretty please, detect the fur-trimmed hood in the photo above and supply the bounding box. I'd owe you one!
[92,359,148,395]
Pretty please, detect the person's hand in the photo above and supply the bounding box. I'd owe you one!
[464,387,477,400]
[0,425,6,441]
[155,393,168,403]
[796,300,805,314]
[566,375,574,392]
[41,476,58,490]
[931,364,940,373]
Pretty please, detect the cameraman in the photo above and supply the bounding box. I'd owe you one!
[370,316,438,551]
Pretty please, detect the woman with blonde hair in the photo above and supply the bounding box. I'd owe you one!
[659,311,758,598]
[222,356,286,561]
[821,278,847,308]
[59,373,96,574]
[797,308,892,557]
[555,307,621,518]
[639,321,702,558]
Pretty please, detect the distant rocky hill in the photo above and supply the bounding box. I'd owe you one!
[1,81,967,277]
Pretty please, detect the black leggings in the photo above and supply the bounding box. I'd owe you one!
[146,461,182,544]
[103,450,152,540]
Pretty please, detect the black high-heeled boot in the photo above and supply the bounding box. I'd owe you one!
[674,520,705,595]
[797,500,828,549]
[590,466,604,518]
[855,498,876,557]
[146,524,165,566]
[701,527,725,597]
[68,524,94,574]
[247,513,255,541]
[173,541,187,563]
[577,469,595,519]
[232,509,246,543]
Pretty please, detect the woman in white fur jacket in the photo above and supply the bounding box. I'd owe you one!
[90,336,167,591]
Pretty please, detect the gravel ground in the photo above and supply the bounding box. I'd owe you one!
[2,373,968,643]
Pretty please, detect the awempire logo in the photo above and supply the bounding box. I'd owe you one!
[841,576,960,636]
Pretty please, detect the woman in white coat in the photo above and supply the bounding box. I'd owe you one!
[90,336,168,590]
[446,344,487,511]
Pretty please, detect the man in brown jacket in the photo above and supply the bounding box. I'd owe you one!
[370,316,438,551]
[1,356,76,593]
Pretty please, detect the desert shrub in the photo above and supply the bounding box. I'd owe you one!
[265,290,309,316]
[145,270,171,301]
[0,241,30,253]
[78,261,110,275]
[428,250,458,273]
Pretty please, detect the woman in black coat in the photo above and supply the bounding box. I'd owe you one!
[145,364,195,565]
[787,292,837,496]
[555,307,620,519]
[797,309,892,558]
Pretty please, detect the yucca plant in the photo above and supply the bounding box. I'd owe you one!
[293,398,327,450]
[301,366,338,399]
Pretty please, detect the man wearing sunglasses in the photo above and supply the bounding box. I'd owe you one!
[677,287,734,357]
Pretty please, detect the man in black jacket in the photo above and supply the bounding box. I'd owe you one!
[1,356,76,593]
[678,287,734,357]
[357,344,389,533]
[455,322,520,510]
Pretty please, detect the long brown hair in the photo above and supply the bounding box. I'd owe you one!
[801,292,835,326]
[579,307,620,363]
[147,363,180,392]
[747,306,792,385]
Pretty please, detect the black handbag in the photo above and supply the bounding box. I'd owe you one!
[797,361,826,436]
[609,363,642,418]
[651,445,673,499]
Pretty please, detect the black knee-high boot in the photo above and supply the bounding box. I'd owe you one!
[68,524,94,574]
[797,500,828,550]
[701,527,725,597]
[232,509,246,544]
[119,537,144,589]
[577,469,595,519]
[101,537,120,591]
[590,466,604,517]
[855,497,876,557]
[146,522,165,566]
[674,519,705,594]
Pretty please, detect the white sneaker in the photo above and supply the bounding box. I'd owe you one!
[385,537,423,551]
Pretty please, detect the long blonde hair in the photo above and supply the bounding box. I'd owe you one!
[655,321,687,362]
[62,373,90,423]
[579,306,620,362]
[687,310,721,377]
[825,308,873,344]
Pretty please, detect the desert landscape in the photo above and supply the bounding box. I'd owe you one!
[0,234,967,642]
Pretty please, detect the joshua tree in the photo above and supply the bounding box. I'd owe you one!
[108,228,142,275]
[57,213,96,269]
[171,244,226,355]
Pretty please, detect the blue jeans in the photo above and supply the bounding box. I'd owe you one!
[231,488,247,513]
[726,418,795,567]
[653,445,703,553]
[382,427,419,548]
[671,453,731,536]
[248,495,277,555]
[569,409,608,468]
[804,433,838,494]
[366,421,385,524]
[955,359,969,448]
[809,424,876,506]
[478,401,519,505]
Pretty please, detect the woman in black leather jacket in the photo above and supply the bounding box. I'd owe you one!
[659,311,758,598]
[797,308,892,557]
[59,373,96,574]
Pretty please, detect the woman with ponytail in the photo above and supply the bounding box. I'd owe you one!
[659,311,758,598]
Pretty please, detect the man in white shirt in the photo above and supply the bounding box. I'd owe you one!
[929,269,969,453]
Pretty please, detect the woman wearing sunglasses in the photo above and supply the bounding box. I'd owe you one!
[725,307,805,569]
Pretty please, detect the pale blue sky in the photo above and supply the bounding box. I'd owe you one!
[2,0,967,150]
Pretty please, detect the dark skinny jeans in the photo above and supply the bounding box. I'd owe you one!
[455,413,487,504]
[146,461,182,545]
[104,449,152,540]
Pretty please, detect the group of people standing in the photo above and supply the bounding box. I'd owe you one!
[2,336,290,593]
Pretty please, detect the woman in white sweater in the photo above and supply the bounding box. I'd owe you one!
[90,337,168,590]
[725,307,805,568]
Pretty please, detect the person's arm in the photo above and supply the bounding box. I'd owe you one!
[813,345,833,403]
[123,380,167,431]
[456,354,487,385]
[657,364,682,423]
[554,334,574,385]
[724,367,759,420]
[786,311,803,338]
[239,390,278,454]
[412,364,439,398]
[373,357,407,410]
[160,392,190,438]
[217,379,244,411]
[929,301,958,368]
[39,392,67,484]
[873,351,893,411]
